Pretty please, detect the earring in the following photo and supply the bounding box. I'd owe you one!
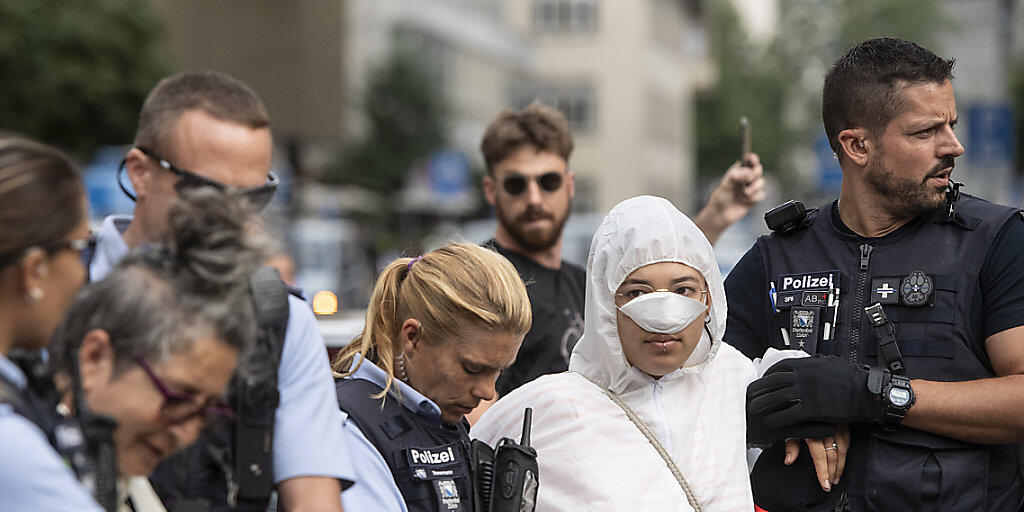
[395,352,409,383]
[25,288,43,305]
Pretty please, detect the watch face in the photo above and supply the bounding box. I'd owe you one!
[889,387,911,407]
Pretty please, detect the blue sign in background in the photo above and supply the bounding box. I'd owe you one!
[427,149,470,196]
[967,104,1015,166]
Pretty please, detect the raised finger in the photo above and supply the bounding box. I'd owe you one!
[805,438,832,492]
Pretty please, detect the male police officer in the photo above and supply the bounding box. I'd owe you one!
[91,72,353,511]
[727,38,1024,511]
[480,102,766,398]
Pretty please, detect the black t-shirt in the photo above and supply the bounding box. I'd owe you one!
[724,201,1024,360]
[486,240,586,395]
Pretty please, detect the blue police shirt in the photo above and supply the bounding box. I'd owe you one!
[340,354,446,512]
[0,354,103,511]
[91,215,355,487]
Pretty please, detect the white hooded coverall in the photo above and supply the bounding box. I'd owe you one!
[473,196,758,511]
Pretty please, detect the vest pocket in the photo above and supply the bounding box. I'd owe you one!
[864,430,989,511]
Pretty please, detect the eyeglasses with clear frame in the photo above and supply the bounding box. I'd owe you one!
[614,282,708,307]
[133,355,236,429]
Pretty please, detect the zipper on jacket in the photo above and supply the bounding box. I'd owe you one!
[651,380,673,454]
[849,243,873,364]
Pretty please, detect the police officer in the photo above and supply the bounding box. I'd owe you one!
[332,243,531,511]
[47,187,265,512]
[727,38,1024,511]
[97,72,354,511]
[0,137,100,510]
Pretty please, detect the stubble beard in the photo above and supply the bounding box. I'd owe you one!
[495,196,571,252]
[865,153,953,219]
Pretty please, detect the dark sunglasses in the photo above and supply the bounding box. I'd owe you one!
[118,147,279,210]
[134,355,236,429]
[502,172,564,196]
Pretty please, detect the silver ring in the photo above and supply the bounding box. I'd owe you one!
[825,442,838,451]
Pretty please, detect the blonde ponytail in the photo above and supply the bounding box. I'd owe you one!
[332,243,531,399]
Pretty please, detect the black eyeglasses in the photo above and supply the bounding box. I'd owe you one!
[118,147,279,210]
[502,172,564,196]
[134,355,236,429]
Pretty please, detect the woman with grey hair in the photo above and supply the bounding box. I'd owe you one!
[4,184,265,511]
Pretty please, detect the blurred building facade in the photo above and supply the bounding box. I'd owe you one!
[151,0,348,144]
[506,0,711,213]
[345,0,530,163]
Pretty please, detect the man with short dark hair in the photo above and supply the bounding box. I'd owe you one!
[480,102,765,397]
[730,38,1024,511]
[92,71,352,512]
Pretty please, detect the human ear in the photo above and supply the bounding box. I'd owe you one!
[77,329,115,393]
[483,175,497,206]
[399,318,423,356]
[125,147,153,200]
[837,129,870,167]
[17,248,48,302]
[566,171,575,200]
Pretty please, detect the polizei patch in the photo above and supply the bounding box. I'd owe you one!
[406,444,460,466]
[778,271,839,292]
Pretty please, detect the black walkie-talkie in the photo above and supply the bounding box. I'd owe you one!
[488,408,538,512]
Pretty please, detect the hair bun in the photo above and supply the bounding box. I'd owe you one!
[166,186,267,295]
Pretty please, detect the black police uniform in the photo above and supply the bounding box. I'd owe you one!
[337,377,474,512]
[726,194,1024,511]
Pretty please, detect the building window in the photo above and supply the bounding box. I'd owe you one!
[514,83,596,133]
[532,0,598,34]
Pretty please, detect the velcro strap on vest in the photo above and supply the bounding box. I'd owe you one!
[933,274,958,291]
[383,415,414,440]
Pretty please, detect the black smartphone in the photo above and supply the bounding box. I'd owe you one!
[740,116,752,166]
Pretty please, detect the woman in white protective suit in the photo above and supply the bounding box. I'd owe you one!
[473,196,761,511]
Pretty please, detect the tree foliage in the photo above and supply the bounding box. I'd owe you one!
[329,47,449,194]
[0,0,168,158]
[696,0,949,194]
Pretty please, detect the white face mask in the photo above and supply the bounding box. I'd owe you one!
[617,291,708,335]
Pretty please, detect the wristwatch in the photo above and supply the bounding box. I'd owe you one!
[865,366,916,427]
[881,372,915,426]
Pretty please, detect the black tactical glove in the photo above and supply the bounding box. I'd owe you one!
[747,355,885,428]
[746,394,836,444]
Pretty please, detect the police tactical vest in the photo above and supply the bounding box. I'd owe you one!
[336,377,474,512]
[755,195,1023,512]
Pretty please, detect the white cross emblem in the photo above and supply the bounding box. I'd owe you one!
[875,283,895,299]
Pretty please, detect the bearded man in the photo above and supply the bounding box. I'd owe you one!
[481,102,764,397]
[730,38,1024,511]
